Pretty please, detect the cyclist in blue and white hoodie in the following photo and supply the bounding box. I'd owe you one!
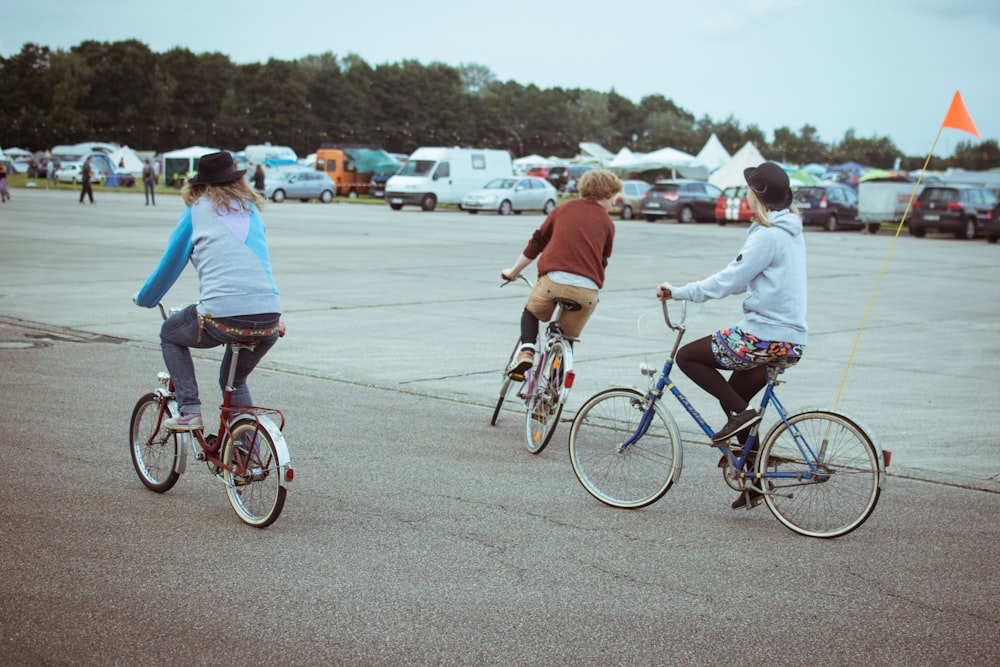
[134,151,283,431]
[657,162,807,509]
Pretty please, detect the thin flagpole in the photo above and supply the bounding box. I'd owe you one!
[832,128,943,408]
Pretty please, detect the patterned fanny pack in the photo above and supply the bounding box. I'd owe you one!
[199,313,281,342]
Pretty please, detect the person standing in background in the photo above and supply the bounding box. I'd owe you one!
[79,156,95,204]
[0,162,10,202]
[143,159,157,206]
[250,164,266,196]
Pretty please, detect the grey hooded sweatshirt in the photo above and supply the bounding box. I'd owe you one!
[671,209,807,345]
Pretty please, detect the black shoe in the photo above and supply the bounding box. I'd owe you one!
[712,409,761,443]
[732,489,763,510]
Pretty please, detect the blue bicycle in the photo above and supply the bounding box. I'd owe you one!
[567,301,888,538]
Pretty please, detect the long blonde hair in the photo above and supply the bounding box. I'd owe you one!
[747,189,797,227]
[181,177,265,212]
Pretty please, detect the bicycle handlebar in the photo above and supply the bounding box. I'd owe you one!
[500,274,533,289]
[661,299,687,333]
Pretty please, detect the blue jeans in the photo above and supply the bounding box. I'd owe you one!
[160,305,280,414]
[144,181,156,205]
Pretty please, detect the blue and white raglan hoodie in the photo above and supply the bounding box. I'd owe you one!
[670,209,807,345]
[135,197,281,317]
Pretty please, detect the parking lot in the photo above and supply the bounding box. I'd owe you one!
[1,189,998,664]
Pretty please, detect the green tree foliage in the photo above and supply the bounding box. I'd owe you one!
[0,39,995,171]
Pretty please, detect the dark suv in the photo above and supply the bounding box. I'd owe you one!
[909,185,996,239]
[793,184,867,232]
[546,164,593,193]
[640,179,722,223]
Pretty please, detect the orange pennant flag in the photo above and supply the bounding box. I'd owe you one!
[940,91,980,138]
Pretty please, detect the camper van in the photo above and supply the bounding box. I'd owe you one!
[384,147,513,211]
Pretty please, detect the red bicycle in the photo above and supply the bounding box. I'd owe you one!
[129,305,293,528]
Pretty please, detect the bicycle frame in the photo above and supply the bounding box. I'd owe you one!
[625,302,827,485]
[149,306,293,487]
[518,306,576,405]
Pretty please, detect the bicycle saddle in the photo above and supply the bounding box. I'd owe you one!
[554,298,583,312]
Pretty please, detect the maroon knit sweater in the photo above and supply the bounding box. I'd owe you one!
[522,198,615,288]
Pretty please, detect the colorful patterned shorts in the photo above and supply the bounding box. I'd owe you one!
[711,327,804,371]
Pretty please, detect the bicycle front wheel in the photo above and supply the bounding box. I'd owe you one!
[758,410,883,538]
[568,388,682,508]
[524,339,571,454]
[129,392,180,493]
[491,375,513,426]
[222,418,287,528]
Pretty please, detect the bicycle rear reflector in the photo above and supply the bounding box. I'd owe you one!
[564,372,575,388]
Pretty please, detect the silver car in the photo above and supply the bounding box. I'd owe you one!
[460,177,558,215]
[265,170,336,203]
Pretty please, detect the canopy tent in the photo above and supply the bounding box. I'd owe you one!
[161,145,220,185]
[695,133,731,172]
[3,147,31,158]
[609,146,704,179]
[577,142,616,165]
[789,170,819,186]
[342,147,404,175]
[708,142,767,189]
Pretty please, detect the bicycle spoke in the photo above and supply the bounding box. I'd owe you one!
[759,410,882,538]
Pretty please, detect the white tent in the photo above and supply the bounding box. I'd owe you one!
[161,145,220,184]
[609,146,696,172]
[695,133,731,172]
[577,142,616,165]
[708,142,767,189]
[108,145,145,175]
[608,147,642,170]
[512,153,556,174]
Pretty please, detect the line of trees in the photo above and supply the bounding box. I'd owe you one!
[2,40,998,171]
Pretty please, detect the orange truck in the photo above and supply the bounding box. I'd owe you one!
[314,145,403,198]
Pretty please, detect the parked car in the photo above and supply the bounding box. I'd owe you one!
[546,164,593,193]
[525,166,551,179]
[909,184,997,239]
[264,170,336,203]
[985,201,1000,243]
[54,161,106,185]
[614,180,651,220]
[715,185,752,225]
[793,184,865,232]
[460,176,558,215]
[639,179,722,223]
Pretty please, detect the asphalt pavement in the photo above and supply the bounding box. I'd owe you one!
[1,188,998,664]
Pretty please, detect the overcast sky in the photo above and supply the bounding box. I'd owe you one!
[3,0,996,159]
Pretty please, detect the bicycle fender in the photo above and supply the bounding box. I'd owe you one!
[233,412,292,488]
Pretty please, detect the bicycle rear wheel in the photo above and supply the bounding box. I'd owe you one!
[222,418,286,528]
[524,339,570,454]
[568,388,682,508]
[758,410,883,538]
[129,392,180,492]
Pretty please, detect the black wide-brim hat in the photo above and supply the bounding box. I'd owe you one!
[744,161,792,210]
[189,151,246,185]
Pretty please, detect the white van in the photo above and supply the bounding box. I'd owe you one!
[385,147,513,211]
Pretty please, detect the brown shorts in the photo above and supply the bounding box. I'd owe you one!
[525,274,598,339]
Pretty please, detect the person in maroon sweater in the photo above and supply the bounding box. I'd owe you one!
[501,169,622,377]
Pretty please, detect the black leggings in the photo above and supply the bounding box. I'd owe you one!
[675,335,767,418]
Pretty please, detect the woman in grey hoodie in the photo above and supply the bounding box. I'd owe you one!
[657,162,806,509]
